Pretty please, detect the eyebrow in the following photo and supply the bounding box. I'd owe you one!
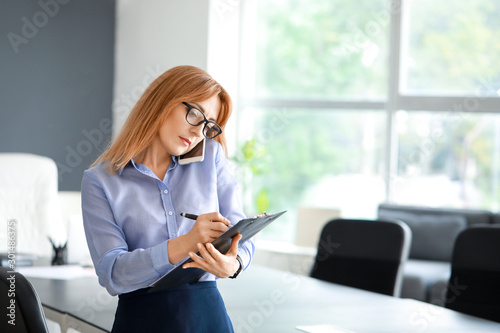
[193,102,218,122]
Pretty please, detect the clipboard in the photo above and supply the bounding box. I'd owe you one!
[148,211,286,292]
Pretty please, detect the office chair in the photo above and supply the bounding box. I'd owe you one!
[444,225,500,322]
[310,218,411,296]
[0,267,49,333]
[0,153,64,258]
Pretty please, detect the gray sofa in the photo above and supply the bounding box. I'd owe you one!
[377,203,500,304]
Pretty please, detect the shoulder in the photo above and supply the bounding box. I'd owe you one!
[204,139,224,163]
[84,162,109,180]
[82,162,120,188]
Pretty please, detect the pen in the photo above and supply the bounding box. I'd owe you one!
[180,213,198,220]
[180,213,233,228]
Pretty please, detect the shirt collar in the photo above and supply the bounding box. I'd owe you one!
[117,157,180,177]
[116,160,133,176]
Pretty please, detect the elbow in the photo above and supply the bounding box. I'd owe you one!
[96,264,126,296]
[95,252,130,296]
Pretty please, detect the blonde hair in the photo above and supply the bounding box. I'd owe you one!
[93,65,233,174]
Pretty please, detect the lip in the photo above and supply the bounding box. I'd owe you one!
[180,137,191,146]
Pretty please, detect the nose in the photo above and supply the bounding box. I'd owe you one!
[190,122,205,138]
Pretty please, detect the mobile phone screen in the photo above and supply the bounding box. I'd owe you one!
[179,139,205,165]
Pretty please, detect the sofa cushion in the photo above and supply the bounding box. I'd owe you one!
[401,259,451,302]
[401,275,426,301]
[378,210,467,261]
[491,213,500,225]
[378,203,492,227]
[428,279,449,305]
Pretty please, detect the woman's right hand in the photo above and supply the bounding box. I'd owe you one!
[167,212,231,264]
[185,212,231,245]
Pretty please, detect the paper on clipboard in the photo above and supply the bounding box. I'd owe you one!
[148,211,286,292]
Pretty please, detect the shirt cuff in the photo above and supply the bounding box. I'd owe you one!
[150,240,175,275]
[237,244,253,271]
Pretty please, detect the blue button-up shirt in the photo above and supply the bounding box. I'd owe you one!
[81,139,254,296]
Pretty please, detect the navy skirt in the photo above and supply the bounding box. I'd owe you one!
[111,281,234,333]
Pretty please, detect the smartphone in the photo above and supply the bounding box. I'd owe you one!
[178,139,205,165]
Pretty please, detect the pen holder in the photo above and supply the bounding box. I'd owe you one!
[50,240,67,266]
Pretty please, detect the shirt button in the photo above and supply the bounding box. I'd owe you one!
[168,211,173,216]
[164,190,168,194]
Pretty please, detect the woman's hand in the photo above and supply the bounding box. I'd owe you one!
[167,212,231,264]
[185,212,231,244]
[183,234,243,278]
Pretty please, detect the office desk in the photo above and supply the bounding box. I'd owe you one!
[28,265,500,333]
[28,273,117,332]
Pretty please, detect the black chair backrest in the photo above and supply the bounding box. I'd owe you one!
[445,226,500,322]
[0,267,49,333]
[310,218,411,296]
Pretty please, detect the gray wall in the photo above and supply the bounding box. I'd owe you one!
[0,0,115,191]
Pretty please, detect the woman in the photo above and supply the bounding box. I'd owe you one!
[81,65,254,332]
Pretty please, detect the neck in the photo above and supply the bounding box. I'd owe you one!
[135,140,172,180]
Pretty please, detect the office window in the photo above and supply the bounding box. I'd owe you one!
[400,0,500,96]
[235,107,386,240]
[238,0,500,242]
[246,0,389,100]
[395,111,500,210]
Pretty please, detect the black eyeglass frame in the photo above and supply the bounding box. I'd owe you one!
[182,102,222,139]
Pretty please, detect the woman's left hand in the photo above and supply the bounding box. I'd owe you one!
[182,234,243,278]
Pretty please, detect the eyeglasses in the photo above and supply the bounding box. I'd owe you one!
[182,102,222,139]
